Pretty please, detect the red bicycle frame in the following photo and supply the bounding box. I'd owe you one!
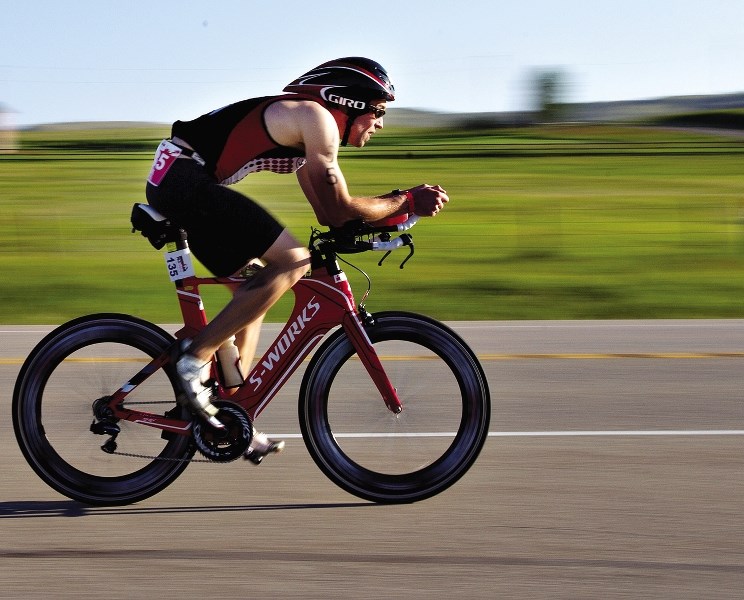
[106,245,402,435]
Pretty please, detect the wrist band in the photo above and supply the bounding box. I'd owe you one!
[393,189,415,214]
[405,190,415,214]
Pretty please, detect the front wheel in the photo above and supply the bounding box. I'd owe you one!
[299,312,490,503]
[12,314,194,506]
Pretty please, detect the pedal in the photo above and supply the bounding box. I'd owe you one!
[243,440,285,465]
[244,451,264,465]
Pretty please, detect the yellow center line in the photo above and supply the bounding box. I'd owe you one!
[1,352,743,366]
[0,357,150,365]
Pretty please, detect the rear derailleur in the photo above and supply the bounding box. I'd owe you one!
[89,397,254,462]
[90,396,120,454]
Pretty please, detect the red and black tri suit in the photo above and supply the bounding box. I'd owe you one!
[146,94,322,276]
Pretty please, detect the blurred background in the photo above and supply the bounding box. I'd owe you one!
[1,0,743,324]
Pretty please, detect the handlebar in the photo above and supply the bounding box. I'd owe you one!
[336,214,420,236]
[368,215,419,252]
[310,214,420,268]
[384,214,420,232]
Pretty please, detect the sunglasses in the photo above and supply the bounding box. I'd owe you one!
[368,106,386,119]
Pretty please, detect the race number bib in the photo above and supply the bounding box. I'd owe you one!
[165,248,195,281]
[147,140,182,186]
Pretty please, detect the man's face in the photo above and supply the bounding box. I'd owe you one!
[347,102,386,148]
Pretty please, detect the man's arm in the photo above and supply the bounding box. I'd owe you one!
[267,100,446,227]
[293,103,410,227]
[296,160,411,227]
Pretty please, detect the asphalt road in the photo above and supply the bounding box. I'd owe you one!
[1,320,743,599]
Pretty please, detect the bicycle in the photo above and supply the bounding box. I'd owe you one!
[12,203,490,506]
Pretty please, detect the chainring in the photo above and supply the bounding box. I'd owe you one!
[192,401,253,462]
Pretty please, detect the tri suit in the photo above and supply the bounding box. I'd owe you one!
[145,94,321,276]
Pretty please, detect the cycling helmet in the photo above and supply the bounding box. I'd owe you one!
[284,57,395,145]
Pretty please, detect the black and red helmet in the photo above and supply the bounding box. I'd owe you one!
[284,57,395,114]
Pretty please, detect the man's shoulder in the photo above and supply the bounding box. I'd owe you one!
[271,94,328,112]
[267,96,334,126]
[264,95,336,149]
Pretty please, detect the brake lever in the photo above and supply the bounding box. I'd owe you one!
[378,235,415,269]
[399,242,415,269]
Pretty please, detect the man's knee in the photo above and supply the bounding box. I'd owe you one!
[263,230,311,276]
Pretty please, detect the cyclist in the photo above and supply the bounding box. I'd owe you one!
[145,57,449,463]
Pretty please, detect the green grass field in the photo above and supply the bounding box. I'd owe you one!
[1,123,743,324]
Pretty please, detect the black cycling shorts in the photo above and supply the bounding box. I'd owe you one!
[145,158,285,276]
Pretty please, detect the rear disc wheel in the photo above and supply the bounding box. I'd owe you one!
[12,314,195,506]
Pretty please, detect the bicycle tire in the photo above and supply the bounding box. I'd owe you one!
[299,312,490,503]
[12,314,194,506]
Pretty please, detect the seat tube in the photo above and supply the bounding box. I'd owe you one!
[166,232,208,337]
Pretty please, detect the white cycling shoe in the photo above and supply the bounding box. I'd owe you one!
[174,341,285,461]
[174,341,225,430]
[244,429,285,465]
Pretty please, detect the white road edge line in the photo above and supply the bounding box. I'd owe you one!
[270,430,744,439]
[487,430,744,437]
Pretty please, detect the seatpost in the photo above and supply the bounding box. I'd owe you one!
[175,228,189,251]
[164,228,196,286]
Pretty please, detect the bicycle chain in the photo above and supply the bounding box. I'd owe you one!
[103,402,217,463]
[110,449,214,463]
[106,402,249,464]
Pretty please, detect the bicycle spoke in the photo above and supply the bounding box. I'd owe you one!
[325,342,461,475]
[13,315,193,505]
[41,343,177,476]
[300,313,490,503]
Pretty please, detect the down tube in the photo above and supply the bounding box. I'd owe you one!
[241,276,353,420]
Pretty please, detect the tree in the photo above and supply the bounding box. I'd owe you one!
[531,69,569,123]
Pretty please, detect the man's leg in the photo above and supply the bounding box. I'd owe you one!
[227,312,287,463]
[233,314,265,379]
[187,229,310,362]
[214,229,310,460]
[175,229,309,436]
